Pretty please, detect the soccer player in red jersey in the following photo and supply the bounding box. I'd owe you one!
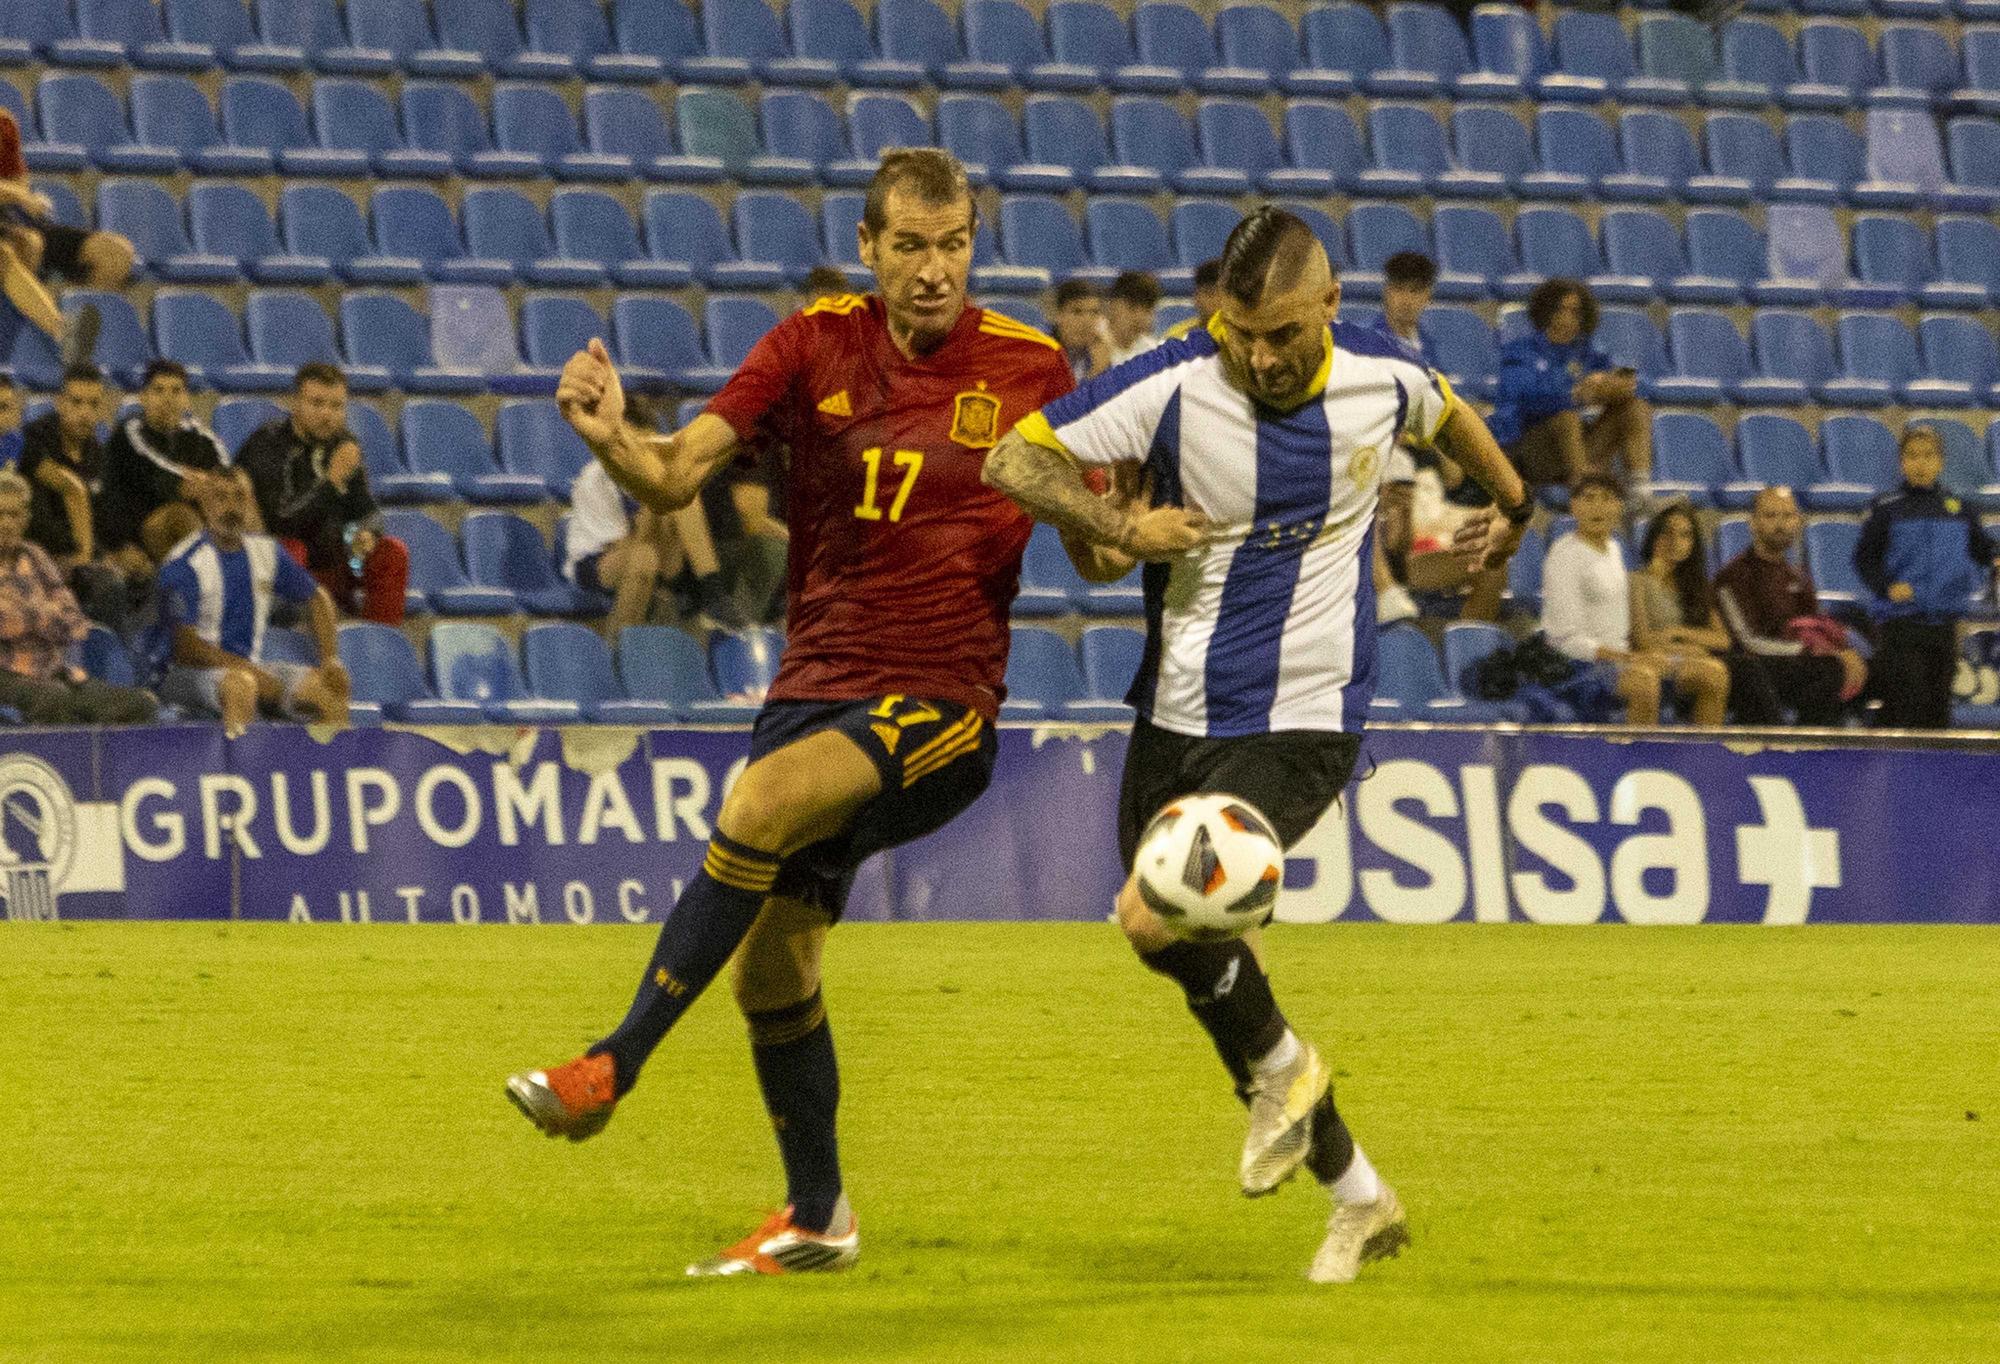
[505,149,1203,1276]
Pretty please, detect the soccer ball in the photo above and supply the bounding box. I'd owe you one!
[1133,794,1285,942]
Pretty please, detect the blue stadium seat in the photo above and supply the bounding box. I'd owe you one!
[643,190,784,288]
[129,75,272,175]
[1835,313,1955,407]
[1199,97,1332,194]
[1621,109,1722,201]
[1003,625,1128,720]
[1802,520,1865,606]
[72,0,211,68]
[616,626,758,720]
[496,400,593,497]
[337,621,480,724]
[1534,105,1665,202]
[1647,411,1736,506]
[1469,3,1552,99]
[1697,112,1793,206]
[582,86,719,183]
[526,0,661,82]
[550,189,689,288]
[1920,314,2000,404]
[695,0,832,85]
[217,77,368,176]
[1656,307,1753,405]
[371,186,511,285]
[1634,13,1735,105]
[1084,196,1173,277]
[1945,116,2000,210]
[503,294,606,397]
[189,181,329,285]
[1420,305,1499,398]
[151,289,279,392]
[848,91,933,162]
[1682,208,1809,306]
[394,398,539,501]
[431,0,572,78]
[210,396,284,453]
[1747,309,1836,405]
[1593,306,1671,394]
[705,296,782,372]
[1935,216,2000,306]
[1879,23,1960,103]
[1861,106,1967,209]
[1021,93,1157,194]
[1078,624,1144,701]
[1959,27,2000,112]
[492,82,627,182]
[761,89,874,188]
[431,286,528,380]
[1851,214,1961,309]
[310,78,452,179]
[462,513,596,617]
[1712,515,1753,571]
[379,511,513,614]
[97,179,235,284]
[463,187,604,287]
[37,74,177,175]
[608,0,719,80]
[0,6,77,65]
[398,82,538,179]
[1266,99,1361,193]
[962,0,1096,90]
[1440,621,1523,708]
[1734,413,1849,510]
[48,291,151,390]
[1450,103,1560,198]
[1171,200,1240,272]
[710,627,787,700]
[1722,18,1845,110]
[733,192,828,286]
[791,0,924,88]
[1048,1,1177,93]
[614,295,724,393]
[938,93,1071,190]
[1112,97,1247,194]
[1603,208,1720,305]
[1369,101,1500,198]
[282,183,422,284]
[876,0,1008,88]
[1376,624,1483,716]
[246,289,390,392]
[1389,1,1517,98]
[677,88,810,185]
[251,0,394,74]
[1219,3,1351,96]
[1304,2,1411,97]
[1785,113,1900,208]
[1549,11,1645,102]
[1515,207,1649,305]
[522,623,673,722]
[1133,2,1267,96]
[342,0,485,76]
[1344,201,1427,299]
[1796,20,1878,102]
[429,621,582,723]
[1015,523,1086,614]
[1000,193,1106,285]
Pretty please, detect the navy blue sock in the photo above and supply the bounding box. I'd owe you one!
[593,831,779,1096]
[1140,939,1287,1103]
[748,990,843,1233]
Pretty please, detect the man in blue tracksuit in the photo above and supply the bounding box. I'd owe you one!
[1853,427,2000,729]
[1486,278,1651,492]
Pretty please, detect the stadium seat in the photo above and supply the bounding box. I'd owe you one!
[604,0,713,79]
[1264,99,1360,194]
[1934,216,1999,306]
[495,400,593,498]
[962,0,1096,90]
[614,295,723,392]
[710,627,787,700]
[1084,197,1174,277]
[1391,1,1518,98]
[463,187,604,288]
[1015,523,1086,614]
[1878,23,1960,104]
[1077,624,1145,701]
[396,83,535,179]
[427,0,571,78]
[97,179,235,284]
[68,0,211,68]
[1620,109,1715,200]
[151,289,279,392]
[1047,0,1178,93]
[461,513,596,617]
[1004,625,1129,720]
[1365,102,1494,197]
[336,621,478,724]
[1018,93,1153,194]
[1440,621,1525,710]
[678,88,811,186]
[1469,3,1550,99]
[1680,208,1803,306]
[250,0,394,74]
[188,182,329,286]
[1721,18,1835,110]
[504,294,606,397]
[1420,305,1499,398]
[309,79,451,179]
[337,0,477,75]
[279,185,419,287]
[1516,207,1648,305]
[1816,313,1910,406]
[1131,2,1263,96]
[1958,27,2000,113]
[760,89,871,188]
[549,189,689,288]
[129,75,272,175]
[1593,307,1671,394]
[643,191,783,289]
[1550,11,1649,102]
[1109,96,1245,195]
[163,0,301,72]
[1231,2,1353,96]
[1820,413,1904,494]
[380,510,515,614]
[1534,106,1663,202]
[705,296,782,373]
[429,622,581,723]
[790,0,923,87]
[1712,515,1754,571]
[1851,214,1963,309]
[1700,113,1800,205]
[1344,201,1428,299]
[1602,208,1717,305]
[999,193,1106,286]
[1742,309,1834,405]
[1450,103,1559,198]
[492,83,627,182]
[520,623,672,722]
[1802,520,1865,606]
[1646,411,1736,507]
[1377,624,1484,716]
[245,289,390,392]
[693,0,830,84]
[875,0,1009,88]
[1734,413,1854,511]
[526,0,660,82]
[1171,200,1240,274]
[735,191,833,286]
[1786,113,1903,208]
[1634,14,1736,105]
[1862,107,1965,208]
[848,91,934,165]
[939,93,1071,191]
[612,626,756,720]
[370,186,510,286]
[1796,20,1879,103]
[1655,307,1753,405]
[36,74,177,175]
[218,77,367,176]
[1945,117,2000,210]
[428,288,526,392]
[1919,315,2000,404]
[209,396,283,453]
[582,86,719,183]
[49,291,152,390]
[1197,98,1329,194]
[396,398,540,502]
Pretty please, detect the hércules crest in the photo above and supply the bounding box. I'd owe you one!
[1348,444,1379,489]
[950,386,1002,449]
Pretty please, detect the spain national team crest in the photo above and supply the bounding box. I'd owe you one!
[950,385,1002,449]
[1348,444,1379,489]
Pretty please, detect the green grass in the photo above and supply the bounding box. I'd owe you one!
[5,923,1998,1364]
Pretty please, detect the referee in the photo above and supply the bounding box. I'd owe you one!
[984,205,1531,1284]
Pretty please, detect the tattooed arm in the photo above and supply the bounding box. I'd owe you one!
[983,429,1205,561]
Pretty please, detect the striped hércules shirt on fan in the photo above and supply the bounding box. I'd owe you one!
[1016,321,1451,738]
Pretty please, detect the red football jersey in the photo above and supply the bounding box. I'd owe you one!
[0,110,24,182]
[705,296,1073,719]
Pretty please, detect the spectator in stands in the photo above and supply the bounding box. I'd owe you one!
[0,469,156,724]
[1855,428,2000,729]
[0,108,134,295]
[1631,501,1770,723]
[1164,259,1224,341]
[157,473,348,740]
[0,376,21,469]
[1488,278,1650,491]
[1380,253,1437,360]
[1713,486,1862,726]
[803,265,851,302]
[1542,474,1727,726]
[567,453,668,638]
[1369,252,1440,624]
[19,364,127,628]
[237,363,408,626]
[1101,270,1162,369]
[100,360,237,584]
[701,440,788,627]
[1051,278,1104,384]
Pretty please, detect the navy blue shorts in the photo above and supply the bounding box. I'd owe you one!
[572,551,609,596]
[747,695,999,920]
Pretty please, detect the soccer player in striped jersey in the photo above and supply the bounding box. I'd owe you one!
[504,149,1204,1277]
[984,206,1533,1283]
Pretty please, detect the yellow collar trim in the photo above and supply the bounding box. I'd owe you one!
[1207,318,1336,411]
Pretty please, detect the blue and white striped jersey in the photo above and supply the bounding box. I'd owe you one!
[158,531,319,663]
[1019,321,1452,738]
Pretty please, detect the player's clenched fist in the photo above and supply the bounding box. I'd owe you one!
[557,337,625,451]
[1119,504,1209,560]
[1452,507,1524,573]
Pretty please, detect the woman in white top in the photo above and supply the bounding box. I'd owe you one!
[1539,475,1729,725]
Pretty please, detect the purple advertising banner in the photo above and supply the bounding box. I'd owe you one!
[0,722,1994,925]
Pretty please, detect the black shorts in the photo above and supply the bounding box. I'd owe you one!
[1116,717,1363,870]
[37,222,90,282]
[747,695,998,920]
[572,550,609,595]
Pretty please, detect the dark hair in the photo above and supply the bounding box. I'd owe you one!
[1383,252,1438,290]
[1898,425,1942,457]
[1640,501,1714,628]
[1052,278,1099,309]
[802,265,850,298]
[1108,270,1161,309]
[1218,206,1329,305]
[293,362,346,392]
[1193,258,1223,291]
[1571,471,1624,501]
[861,147,974,235]
[141,358,190,388]
[1526,277,1598,338]
[60,363,104,389]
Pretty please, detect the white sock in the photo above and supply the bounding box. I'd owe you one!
[1249,1029,1300,1082]
[1330,1144,1382,1205]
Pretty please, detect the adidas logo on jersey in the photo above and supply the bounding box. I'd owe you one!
[817,391,852,417]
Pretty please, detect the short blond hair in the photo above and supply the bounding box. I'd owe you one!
[862,148,975,234]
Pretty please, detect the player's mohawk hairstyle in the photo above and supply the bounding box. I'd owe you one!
[863,147,976,234]
[1217,206,1331,307]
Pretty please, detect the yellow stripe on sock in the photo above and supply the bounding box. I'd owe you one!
[704,849,778,891]
[705,840,779,875]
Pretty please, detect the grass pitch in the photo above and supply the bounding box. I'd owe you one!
[5,923,1998,1364]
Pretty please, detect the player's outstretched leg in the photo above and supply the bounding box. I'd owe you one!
[1302,1085,1407,1283]
[1115,878,1327,1197]
[507,729,883,1140]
